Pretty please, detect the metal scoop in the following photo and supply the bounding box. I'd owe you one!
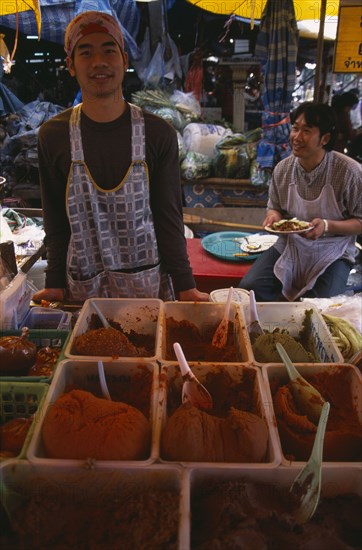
[91,300,111,328]
[173,342,213,410]
[248,290,264,338]
[290,401,330,524]
[276,343,325,424]
[211,286,233,348]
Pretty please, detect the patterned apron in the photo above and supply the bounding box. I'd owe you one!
[65,103,174,301]
[273,161,353,301]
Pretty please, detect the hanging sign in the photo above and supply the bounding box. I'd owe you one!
[333,2,362,73]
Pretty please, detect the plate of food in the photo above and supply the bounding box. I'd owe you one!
[201,231,260,261]
[265,218,313,234]
[239,233,278,253]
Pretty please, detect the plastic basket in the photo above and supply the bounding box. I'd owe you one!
[0,381,49,460]
[0,330,70,383]
[20,307,72,331]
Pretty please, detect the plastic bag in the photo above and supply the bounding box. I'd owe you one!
[213,137,258,179]
[301,293,362,334]
[170,90,202,117]
[141,34,182,87]
[180,152,211,180]
[0,271,37,329]
[250,162,272,187]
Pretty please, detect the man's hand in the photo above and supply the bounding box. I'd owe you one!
[32,288,65,304]
[177,288,210,302]
[263,209,282,229]
[303,218,325,240]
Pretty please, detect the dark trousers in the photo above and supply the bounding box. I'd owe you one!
[238,246,352,301]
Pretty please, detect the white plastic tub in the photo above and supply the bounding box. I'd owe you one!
[0,461,186,550]
[156,363,281,468]
[262,362,362,465]
[243,302,344,364]
[27,359,160,467]
[65,298,162,361]
[188,466,362,549]
[160,301,253,363]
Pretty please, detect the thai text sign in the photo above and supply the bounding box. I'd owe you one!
[333,3,362,73]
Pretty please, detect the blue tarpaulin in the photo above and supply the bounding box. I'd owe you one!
[0,60,24,115]
[255,0,298,169]
[0,0,141,61]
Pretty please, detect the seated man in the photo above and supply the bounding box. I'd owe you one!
[238,102,362,301]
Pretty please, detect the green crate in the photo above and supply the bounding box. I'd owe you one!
[0,329,70,383]
[0,381,49,460]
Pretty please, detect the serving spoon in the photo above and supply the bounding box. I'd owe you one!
[173,342,213,410]
[248,290,264,339]
[276,343,325,424]
[91,299,111,329]
[211,286,233,348]
[290,401,330,524]
[97,360,111,400]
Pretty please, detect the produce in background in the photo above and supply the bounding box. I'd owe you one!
[131,88,200,129]
[176,131,185,161]
[183,122,232,158]
[250,161,272,186]
[322,313,362,361]
[180,152,211,180]
[213,129,262,179]
[152,107,185,130]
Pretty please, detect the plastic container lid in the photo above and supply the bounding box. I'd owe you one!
[210,288,250,304]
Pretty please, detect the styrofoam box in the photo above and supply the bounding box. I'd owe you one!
[0,461,187,550]
[65,298,162,361]
[243,302,344,364]
[156,363,281,468]
[187,466,362,550]
[160,301,253,363]
[20,307,72,331]
[262,363,362,466]
[27,359,160,467]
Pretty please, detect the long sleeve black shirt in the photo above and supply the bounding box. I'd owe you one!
[37,103,195,292]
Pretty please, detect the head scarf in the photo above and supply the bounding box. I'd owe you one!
[64,11,125,57]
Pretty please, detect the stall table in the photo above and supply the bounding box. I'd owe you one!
[186,238,253,294]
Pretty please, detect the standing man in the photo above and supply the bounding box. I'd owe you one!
[238,102,362,301]
[33,10,209,303]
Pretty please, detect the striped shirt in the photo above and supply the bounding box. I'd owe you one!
[267,151,362,223]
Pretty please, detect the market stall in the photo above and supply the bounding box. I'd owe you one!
[0,293,361,547]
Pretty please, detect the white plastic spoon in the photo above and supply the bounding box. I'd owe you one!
[211,286,233,349]
[173,342,213,410]
[97,360,111,400]
[91,300,111,329]
[276,343,325,424]
[290,401,330,524]
[248,290,264,338]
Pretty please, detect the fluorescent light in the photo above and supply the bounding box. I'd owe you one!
[26,35,39,40]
